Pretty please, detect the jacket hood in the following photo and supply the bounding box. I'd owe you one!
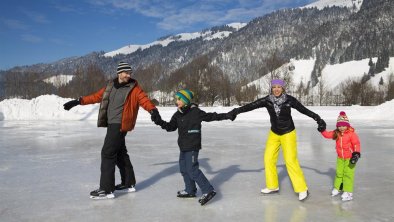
[113,78,137,89]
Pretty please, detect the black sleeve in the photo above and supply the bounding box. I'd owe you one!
[236,97,267,114]
[159,113,178,132]
[290,96,321,121]
[199,109,228,122]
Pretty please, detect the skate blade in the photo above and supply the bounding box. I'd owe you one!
[115,188,136,193]
[260,190,280,195]
[177,196,196,199]
[90,194,115,200]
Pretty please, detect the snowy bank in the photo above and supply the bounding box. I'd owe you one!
[1,95,394,121]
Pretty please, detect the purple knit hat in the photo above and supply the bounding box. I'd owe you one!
[271,79,285,88]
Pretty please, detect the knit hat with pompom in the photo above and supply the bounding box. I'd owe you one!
[336,111,350,127]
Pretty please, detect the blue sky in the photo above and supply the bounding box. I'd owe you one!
[0,0,315,70]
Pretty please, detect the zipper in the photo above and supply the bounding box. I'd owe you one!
[340,135,344,158]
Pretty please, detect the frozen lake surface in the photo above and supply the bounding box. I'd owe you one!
[0,120,393,222]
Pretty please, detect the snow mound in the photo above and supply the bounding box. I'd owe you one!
[1,94,394,121]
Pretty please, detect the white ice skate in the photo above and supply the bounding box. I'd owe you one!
[298,190,309,201]
[331,188,341,197]
[341,192,353,201]
[260,187,279,194]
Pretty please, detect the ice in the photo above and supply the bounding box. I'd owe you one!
[0,119,393,222]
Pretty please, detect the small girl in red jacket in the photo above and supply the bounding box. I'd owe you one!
[320,111,361,201]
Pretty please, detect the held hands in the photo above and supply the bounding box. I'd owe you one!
[63,99,80,111]
[317,118,326,132]
[350,152,361,164]
[226,108,238,121]
[150,109,162,125]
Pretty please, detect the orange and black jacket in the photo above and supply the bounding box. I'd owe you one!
[80,78,156,132]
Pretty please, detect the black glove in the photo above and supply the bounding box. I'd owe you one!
[63,99,80,111]
[350,152,360,164]
[226,108,238,121]
[150,109,162,124]
[317,119,326,132]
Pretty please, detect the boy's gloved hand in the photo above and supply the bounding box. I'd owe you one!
[350,152,361,164]
[226,108,238,121]
[317,119,326,132]
[63,99,80,111]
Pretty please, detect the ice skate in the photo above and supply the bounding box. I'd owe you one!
[260,187,279,194]
[199,190,216,206]
[90,189,115,200]
[341,192,353,201]
[177,190,196,198]
[114,184,136,193]
[331,188,341,197]
[298,190,309,201]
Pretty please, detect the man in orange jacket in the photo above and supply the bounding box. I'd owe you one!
[63,62,160,199]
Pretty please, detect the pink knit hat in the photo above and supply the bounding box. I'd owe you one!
[336,111,350,127]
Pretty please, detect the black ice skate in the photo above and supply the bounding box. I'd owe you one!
[115,184,136,193]
[177,190,196,198]
[90,188,115,200]
[199,190,216,206]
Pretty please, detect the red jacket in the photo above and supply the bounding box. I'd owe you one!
[80,79,156,132]
[321,127,361,159]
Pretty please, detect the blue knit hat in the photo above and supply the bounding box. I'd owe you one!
[176,89,194,105]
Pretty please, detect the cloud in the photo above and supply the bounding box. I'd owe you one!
[53,4,84,14]
[3,19,28,30]
[89,0,312,31]
[21,34,43,43]
[50,38,65,45]
[21,10,50,24]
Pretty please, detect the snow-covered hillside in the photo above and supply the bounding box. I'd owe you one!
[43,75,74,88]
[302,0,363,11]
[104,23,247,57]
[248,57,394,94]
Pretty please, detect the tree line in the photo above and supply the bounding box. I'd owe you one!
[1,57,394,106]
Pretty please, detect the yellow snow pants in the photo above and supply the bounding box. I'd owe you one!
[264,130,308,193]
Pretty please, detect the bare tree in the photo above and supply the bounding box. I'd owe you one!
[2,71,55,99]
[204,65,222,106]
[295,78,305,102]
[219,74,232,106]
[386,73,394,101]
[260,51,288,94]
[133,63,163,93]
[233,79,259,105]
[360,81,376,105]
[317,73,328,106]
[58,63,107,98]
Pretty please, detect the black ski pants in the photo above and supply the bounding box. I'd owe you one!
[100,124,136,192]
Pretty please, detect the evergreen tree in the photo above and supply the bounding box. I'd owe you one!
[379,76,384,85]
[368,57,375,76]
